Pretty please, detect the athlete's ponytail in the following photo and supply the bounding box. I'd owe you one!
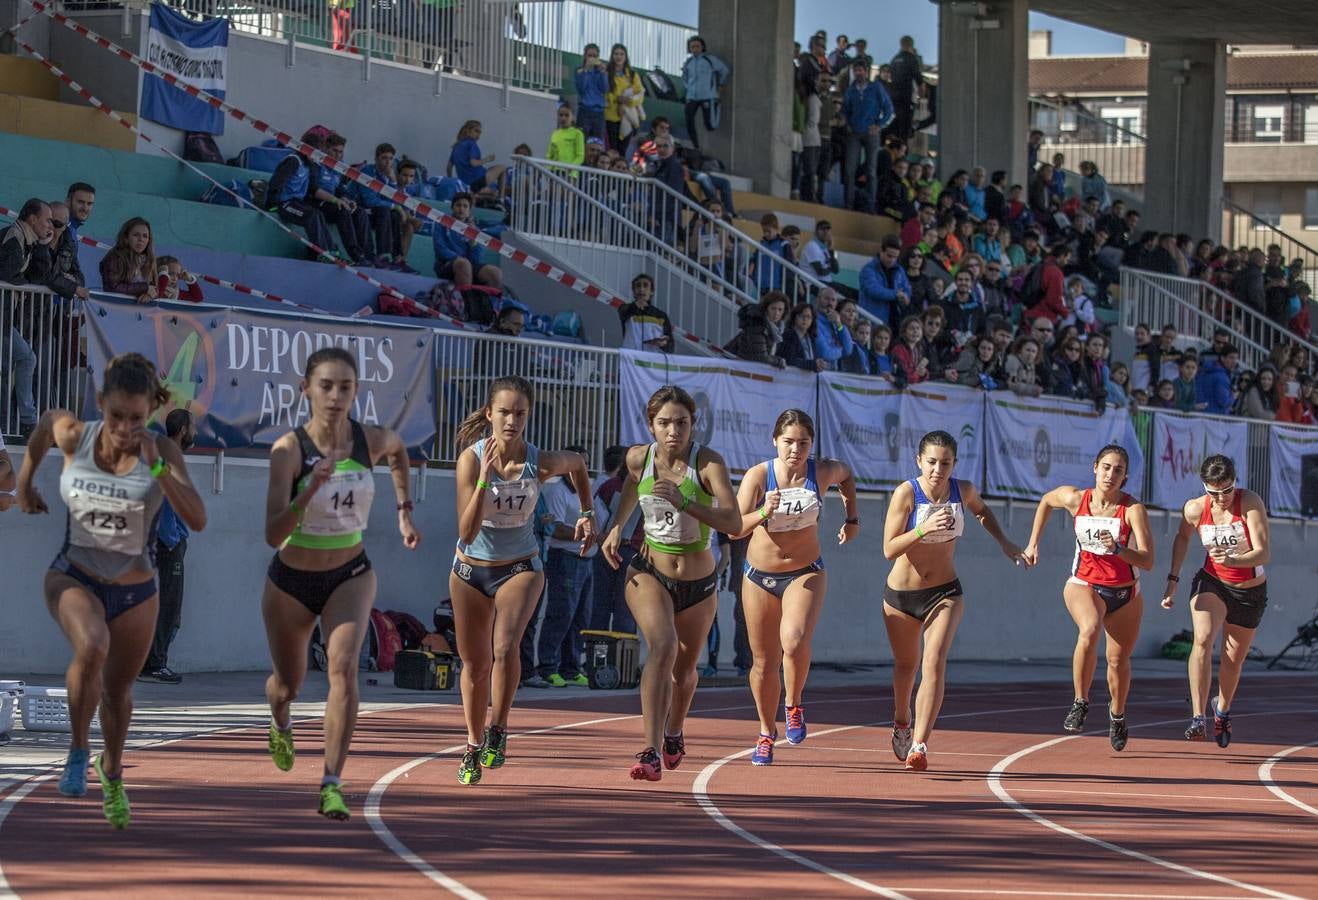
[455,376,535,449]
[102,352,171,411]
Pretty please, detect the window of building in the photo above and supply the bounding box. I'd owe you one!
[1100,107,1141,145]
[1252,185,1283,228]
[1304,187,1318,230]
[1305,104,1318,144]
[1253,104,1285,143]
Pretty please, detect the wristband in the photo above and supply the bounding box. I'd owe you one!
[150,458,169,479]
[397,500,414,512]
[578,508,595,519]
[476,479,491,491]
[1166,573,1179,582]
[845,517,860,525]
[915,525,925,539]
[758,506,770,520]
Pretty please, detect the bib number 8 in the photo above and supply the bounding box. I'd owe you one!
[664,510,675,526]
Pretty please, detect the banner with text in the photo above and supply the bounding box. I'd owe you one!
[984,393,1144,499]
[84,299,436,452]
[618,350,816,474]
[816,373,904,488]
[1268,424,1318,519]
[140,2,229,134]
[1147,411,1249,510]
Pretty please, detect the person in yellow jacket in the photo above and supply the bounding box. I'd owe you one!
[605,43,646,152]
[546,104,585,169]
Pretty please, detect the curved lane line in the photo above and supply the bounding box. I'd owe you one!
[1257,741,1318,818]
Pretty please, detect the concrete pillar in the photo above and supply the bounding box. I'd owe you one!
[1143,40,1227,242]
[936,0,1029,188]
[698,0,794,198]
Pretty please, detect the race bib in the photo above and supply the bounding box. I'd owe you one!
[765,487,821,533]
[639,493,701,545]
[67,491,147,556]
[1075,515,1122,555]
[699,232,722,260]
[1199,521,1247,556]
[914,502,964,544]
[481,478,538,529]
[300,469,374,536]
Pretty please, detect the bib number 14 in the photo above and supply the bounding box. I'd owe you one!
[330,490,355,510]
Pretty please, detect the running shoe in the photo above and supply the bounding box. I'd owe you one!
[318,783,350,821]
[458,746,483,785]
[268,723,295,771]
[546,673,569,688]
[480,725,508,768]
[1184,715,1207,741]
[904,742,928,772]
[1108,707,1129,752]
[59,747,89,797]
[93,756,130,829]
[750,732,775,766]
[1212,700,1232,748]
[1063,698,1089,733]
[630,747,662,782]
[567,673,589,687]
[785,705,807,745]
[662,733,686,770]
[891,723,914,762]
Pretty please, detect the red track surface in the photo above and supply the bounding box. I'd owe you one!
[2,677,1315,899]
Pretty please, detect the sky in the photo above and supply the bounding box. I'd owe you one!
[604,0,1127,61]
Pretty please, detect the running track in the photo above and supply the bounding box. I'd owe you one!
[1,676,1315,899]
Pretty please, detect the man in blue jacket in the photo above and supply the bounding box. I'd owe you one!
[574,43,610,144]
[813,288,854,370]
[841,58,893,211]
[433,193,502,292]
[1195,346,1239,415]
[681,36,730,149]
[858,236,911,326]
[140,409,195,684]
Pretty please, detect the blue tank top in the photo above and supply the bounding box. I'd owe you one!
[456,439,541,562]
[905,477,966,544]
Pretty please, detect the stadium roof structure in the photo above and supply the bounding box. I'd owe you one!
[1029,0,1318,45]
[1030,52,1318,95]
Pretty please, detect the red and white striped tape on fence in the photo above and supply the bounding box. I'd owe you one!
[23,0,737,358]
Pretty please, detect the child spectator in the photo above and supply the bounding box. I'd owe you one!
[870,324,895,381]
[1287,281,1312,341]
[749,213,793,294]
[449,120,505,197]
[431,193,502,292]
[394,160,425,272]
[574,44,610,144]
[681,36,729,149]
[687,198,731,282]
[99,216,158,303]
[604,43,646,151]
[547,105,585,167]
[1173,356,1204,411]
[155,255,204,302]
[618,272,674,352]
[357,142,403,268]
[1150,379,1178,409]
[1061,277,1096,334]
[892,315,929,384]
[1278,373,1316,424]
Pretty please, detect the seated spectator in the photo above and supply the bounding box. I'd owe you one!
[800,220,840,286]
[355,142,404,268]
[921,306,956,375]
[618,273,674,352]
[1149,379,1178,409]
[1029,165,1056,228]
[984,170,1008,223]
[1146,233,1186,277]
[1239,364,1279,420]
[1107,361,1130,408]
[1004,337,1047,397]
[858,236,910,325]
[269,132,342,262]
[840,319,873,375]
[964,167,988,221]
[749,214,793,295]
[901,204,937,250]
[812,288,854,370]
[449,120,505,197]
[155,256,204,302]
[876,157,913,221]
[725,290,787,368]
[891,314,929,384]
[1023,244,1070,327]
[936,268,982,338]
[953,334,1005,389]
[319,133,372,266]
[1173,356,1204,412]
[1060,277,1096,334]
[1006,185,1034,238]
[1124,230,1159,270]
[972,217,1005,267]
[1278,373,1315,424]
[778,302,821,371]
[924,241,955,286]
[1047,337,1088,401]
[432,193,502,294]
[393,160,426,272]
[1079,160,1111,211]
[99,216,158,303]
[869,324,895,382]
[1196,345,1239,415]
[979,257,1009,319]
[44,201,87,302]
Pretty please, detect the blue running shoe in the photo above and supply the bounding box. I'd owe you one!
[1212,700,1231,748]
[785,705,807,744]
[59,747,89,797]
[750,732,776,766]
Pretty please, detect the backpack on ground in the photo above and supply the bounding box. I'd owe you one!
[200,180,253,208]
[184,131,224,164]
[462,286,498,326]
[642,67,680,102]
[385,610,429,651]
[551,310,583,340]
[368,608,404,672]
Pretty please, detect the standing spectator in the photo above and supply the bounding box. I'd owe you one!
[1233,248,1267,315]
[268,132,341,262]
[1027,129,1045,172]
[1079,161,1111,210]
[682,36,729,150]
[44,202,86,302]
[318,134,372,266]
[892,314,929,384]
[0,198,51,439]
[1029,164,1056,229]
[574,43,610,144]
[812,287,854,369]
[984,170,1008,223]
[902,203,937,250]
[1240,364,1280,420]
[748,214,793,294]
[800,220,839,286]
[1196,345,1239,414]
[1061,277,1095,334]
[591,445,640,634]
[604,43,646,151]
[139,409,196,684]
[828,34,851,74]
[650,136,690,246]
[618,273,674,351]
[979,256,1009,318]
[448,120,505,198]
[798,71,825,203]
[964,167,988,221]
[547,104,585,167]
[858,235,910,325]
[431,193,502,292]
[155,256,205,302]
[1023,244,1070,326]
[687,198,731,282]
[816,70,839,194]
[841,59,893,212]
[536,446,603,687]
[98,216,157,302]
[886,35,924,141]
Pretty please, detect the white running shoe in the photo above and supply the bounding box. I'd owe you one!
[891,723,914,762]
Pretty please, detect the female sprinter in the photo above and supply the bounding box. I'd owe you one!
[16,353,207,828]
[1021,444,1154,751]
[450,376,594,785]
[1162,454,1269,746]
[601,386,740,781]
[882,430,1022,771]
[733,409,858,765]
[261,347,420,821]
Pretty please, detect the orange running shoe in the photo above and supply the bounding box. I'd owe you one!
[905,742,928,771]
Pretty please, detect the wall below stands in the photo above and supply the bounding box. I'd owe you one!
[3,450,1313,672]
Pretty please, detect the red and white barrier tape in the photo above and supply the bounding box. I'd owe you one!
[25,0,736,358]
[4,34,464,325]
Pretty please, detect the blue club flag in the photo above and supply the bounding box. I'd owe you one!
[140,2,229,134]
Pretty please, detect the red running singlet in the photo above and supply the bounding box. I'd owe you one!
[1071,489,1136,586]
[1198,491,1261,583]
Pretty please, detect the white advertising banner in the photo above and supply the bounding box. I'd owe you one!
[984,393,1144,500]
[617,350,816,475]
[816,373,905,489]
[1268,424,1318,519]
[1146,411,1249,511]
[899,381,987,486]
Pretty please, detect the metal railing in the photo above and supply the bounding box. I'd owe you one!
[139,0,564,93]
[1,284,87,440]
[525,0,691,74]
[1028,96,1147,196]
[1221,198,1318,287]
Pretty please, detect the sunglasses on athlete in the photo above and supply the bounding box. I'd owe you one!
[1203,484,1235,498]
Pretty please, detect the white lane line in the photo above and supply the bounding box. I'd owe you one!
[1009,787,1287,804]
[884,888,1252,899]
[987,710,1318,900]
[1258,741,1318,818]
[691,704,1061,900]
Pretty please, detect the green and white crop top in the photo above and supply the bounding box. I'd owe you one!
[285,421,375,550]
[637,442,714,554]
